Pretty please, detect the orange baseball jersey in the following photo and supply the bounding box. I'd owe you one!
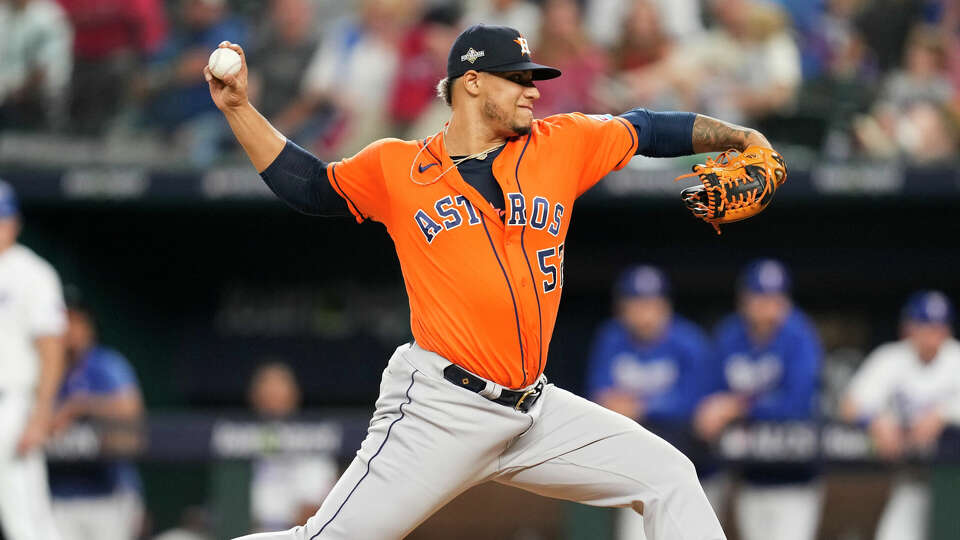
[328,113,638,389]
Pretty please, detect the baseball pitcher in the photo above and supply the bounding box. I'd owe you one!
[206,24,786,540]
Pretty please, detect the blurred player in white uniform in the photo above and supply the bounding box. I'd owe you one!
[248,362,339,532]
[842,290,960,540]
[0,178,67,540]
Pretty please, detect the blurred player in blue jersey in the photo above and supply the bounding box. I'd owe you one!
[842,291,960,540]
[48,290,145,540]
[694,259,822,540]
[586,265,714,540]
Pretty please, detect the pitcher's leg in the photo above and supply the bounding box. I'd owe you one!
[235,347,529,540]
[235,372,477,540]
[497,385,724,540]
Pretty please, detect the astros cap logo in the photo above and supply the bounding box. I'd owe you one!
[513,37,531,56]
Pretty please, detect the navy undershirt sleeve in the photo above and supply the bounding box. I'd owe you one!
[259,140,350,217]
[619,108,696,157]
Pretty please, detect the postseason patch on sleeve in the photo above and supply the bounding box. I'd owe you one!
[586,114,614,122]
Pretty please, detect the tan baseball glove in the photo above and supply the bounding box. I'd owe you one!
[674,146,787,234]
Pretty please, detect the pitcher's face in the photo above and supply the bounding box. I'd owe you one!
[479,70,540,136]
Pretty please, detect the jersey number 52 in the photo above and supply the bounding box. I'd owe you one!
[537,243,565,294]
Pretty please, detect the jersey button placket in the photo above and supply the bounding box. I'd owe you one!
[505,229,536,377]
[504,236,527,292]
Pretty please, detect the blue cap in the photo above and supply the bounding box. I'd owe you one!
[0,180,17,219]
[615,265,670,298]
[902,290,954,324]
[739,258,791,294]
[447,24,561,80]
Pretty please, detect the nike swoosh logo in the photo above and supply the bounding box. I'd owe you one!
[418,162,438,173]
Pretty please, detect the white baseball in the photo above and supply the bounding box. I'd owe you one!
[208,47,242,80]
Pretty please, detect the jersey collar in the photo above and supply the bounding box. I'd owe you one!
[415,128,529,229]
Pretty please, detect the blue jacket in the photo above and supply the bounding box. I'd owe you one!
[49,346,142,498]
[709,308,822,421]
[587,316,712,422]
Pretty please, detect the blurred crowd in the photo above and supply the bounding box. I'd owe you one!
[1,0,960,166]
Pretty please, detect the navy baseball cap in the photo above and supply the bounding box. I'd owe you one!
[447,24,561,80]
[739,259,791,294]
[902,290,954,324]
[0,179,19,219]
[615,265,670,299]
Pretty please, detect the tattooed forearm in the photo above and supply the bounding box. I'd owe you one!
[691,115,770,153]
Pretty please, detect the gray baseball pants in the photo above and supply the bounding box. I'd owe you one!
[234,343,725,539]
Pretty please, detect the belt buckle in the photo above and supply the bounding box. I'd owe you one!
[514,382,542,411]
[514,388,535,411]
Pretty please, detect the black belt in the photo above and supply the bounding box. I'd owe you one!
[443,364,545,413]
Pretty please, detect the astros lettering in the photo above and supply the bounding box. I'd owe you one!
[414,195,565,243]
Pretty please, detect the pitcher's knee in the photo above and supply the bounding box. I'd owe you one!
[644,433,697,479]
[675,449,699,481]
[620,431,701,494]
